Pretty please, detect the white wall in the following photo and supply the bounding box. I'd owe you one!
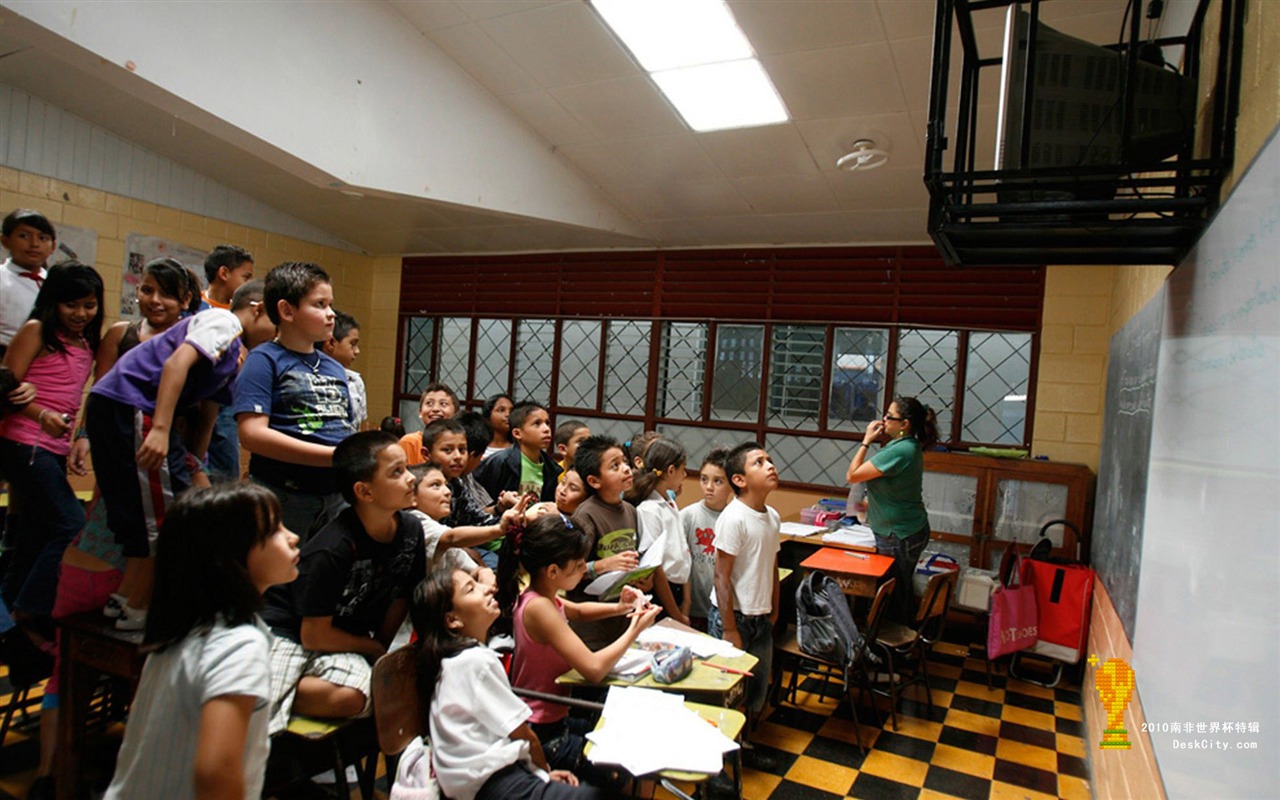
[4,0,642,237]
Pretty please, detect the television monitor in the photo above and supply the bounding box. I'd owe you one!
[994,4,1195,179]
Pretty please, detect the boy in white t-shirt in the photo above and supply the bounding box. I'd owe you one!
[680,447,732,631]
[709,442,781,731]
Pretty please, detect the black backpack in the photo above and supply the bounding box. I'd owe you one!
[796,570,866,685]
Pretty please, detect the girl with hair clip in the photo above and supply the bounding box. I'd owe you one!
[496,514,659,775]
[104,482,299,800]
[410,564,605,800]
[0,262,103,649]
[845,395,940,623]
[625,437,695,624]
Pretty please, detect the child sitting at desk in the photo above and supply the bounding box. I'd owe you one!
[410,565,603,800]
[497,514,659,773]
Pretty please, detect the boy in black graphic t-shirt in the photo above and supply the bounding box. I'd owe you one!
[262,432,424,734]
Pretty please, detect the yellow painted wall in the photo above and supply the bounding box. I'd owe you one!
[0,166,402,425]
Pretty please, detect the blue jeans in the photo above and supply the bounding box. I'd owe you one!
[0,439,86,616]
[707,605,773,714]
[205,404,241,483]
[875,524,932,625]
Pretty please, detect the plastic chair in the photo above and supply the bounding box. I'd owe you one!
[870,570,957,730]
[769,577,897,754]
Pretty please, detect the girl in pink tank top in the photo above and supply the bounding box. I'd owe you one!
[497,514,660,771]
[0,262,103,624]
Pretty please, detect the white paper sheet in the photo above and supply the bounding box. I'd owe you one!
[636,626,745,659]
[780,521,828,537]
[822,525,877,549]
[584,536,665,597]
[587,687,739,776]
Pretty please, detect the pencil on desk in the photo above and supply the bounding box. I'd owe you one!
[844,552,869,560]
[699,660,754,677]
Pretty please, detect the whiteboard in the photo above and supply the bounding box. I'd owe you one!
[1134,127,1280,799]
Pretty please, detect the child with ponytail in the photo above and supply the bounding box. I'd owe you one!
[625,436,694,623]
[496,514,659,772]
[410,564,603,799]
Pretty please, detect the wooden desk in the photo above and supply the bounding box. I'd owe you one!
[799,547,895,598]
[56,612,146,800]
[558,619,758,708]
[779,530,876,552]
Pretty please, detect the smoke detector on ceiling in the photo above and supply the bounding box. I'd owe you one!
[836,139,889,172]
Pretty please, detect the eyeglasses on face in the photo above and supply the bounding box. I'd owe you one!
[883,414,906,422]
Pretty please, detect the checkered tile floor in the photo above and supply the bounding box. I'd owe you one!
[2,620,1091,800]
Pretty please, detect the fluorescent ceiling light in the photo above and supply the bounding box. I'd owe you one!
[591,0,751,72]
[653,60,789,132]
[591,0,789,133]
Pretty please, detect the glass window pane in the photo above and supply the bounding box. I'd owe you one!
[767,324,824,430]
[991,478,1070,566]
[513,319,556,405]
[655,423,743,467]
[659,322,707,420]
[962,332,1032,445]
[828,327,889,432]
[558,320,602,410]
[710,324,764,422]
[603,320,651,416]
[401,317,436,395]
[922,470,979,536]
[398,398,423,435]
[436,317,472,400]
[763,432,851,487]
[567,415,635,445]
[473,319,512,401]
[894,328,958,437]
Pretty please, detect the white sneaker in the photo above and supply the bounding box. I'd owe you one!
[103,593,127,619]
[115,603,147,631]
[312,765,359,785]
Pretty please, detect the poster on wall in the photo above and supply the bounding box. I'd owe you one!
[0,222,99,271]
[121,234,207,319]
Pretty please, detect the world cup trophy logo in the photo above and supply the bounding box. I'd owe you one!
[1092,655,1135,750]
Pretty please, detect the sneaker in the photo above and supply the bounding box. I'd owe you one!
[103,593,126,619]
[115,603,147,631]
[704,771,737,798]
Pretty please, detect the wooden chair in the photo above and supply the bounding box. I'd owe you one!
[769,577,897,754]
[370,646,423,780]
[870,570,957,730]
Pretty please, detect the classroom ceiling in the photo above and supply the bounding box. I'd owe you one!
[1,0,1189,256]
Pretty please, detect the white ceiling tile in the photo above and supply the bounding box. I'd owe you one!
[388,0,469,32]
[850,208,932,243]
[825,166,929,211]
[730,0,887,55]
[733,174,839,214]
[426,24,540,96]
[549,76,686,140]
[604,133,721,183]
[555,140,639,185]
[698,124,820,177]
[654,180,752,218]
[459,1,560,23]
[764,42,906,120]
[599,182,679,220]
[500,90,596,145]
[875,0,936,42]
[479,3,637,88]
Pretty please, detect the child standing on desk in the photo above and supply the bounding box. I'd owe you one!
[709,442,781,736]
[497,514,659,774]
[410,565,603,799]
[104,482,300,800]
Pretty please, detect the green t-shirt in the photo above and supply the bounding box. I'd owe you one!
[519,451,543,497]
[866,436,930,539]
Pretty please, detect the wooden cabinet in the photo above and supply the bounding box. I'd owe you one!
[918,452,1094,569]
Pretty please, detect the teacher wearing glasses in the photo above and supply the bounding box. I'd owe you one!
[846,396,939,623]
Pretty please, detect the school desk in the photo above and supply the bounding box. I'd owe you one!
[586,700,746,800]
[799,546,895,598]
[55,611,146,800]
[557,618,759,708]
